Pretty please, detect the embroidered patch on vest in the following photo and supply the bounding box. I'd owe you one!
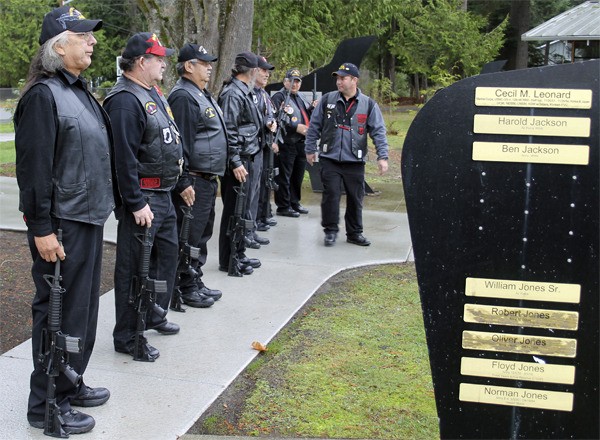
[140,177,161,188]
[205,107,216,118]
[145,101,157,115]
[163,127,173,144]
[357,114,367,124]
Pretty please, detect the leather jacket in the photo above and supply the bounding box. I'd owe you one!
[218,77,261,170]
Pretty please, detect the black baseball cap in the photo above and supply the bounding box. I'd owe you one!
[257,55,274,70]
[178,43,218,62]
[122,32,175,59]
[39,5,102,45]
[285,68,302,80]
[235,52,258,68]
[332,62,360,78]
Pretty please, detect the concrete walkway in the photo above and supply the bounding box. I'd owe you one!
[0,176,412,440]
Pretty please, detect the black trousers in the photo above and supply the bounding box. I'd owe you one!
[173,176,218,293]
[113,191,178,351]
[319,157,365,236]
[258,147,273,222]
[219,158,251,268]
[274,140,306,210]
[28,219,104,422]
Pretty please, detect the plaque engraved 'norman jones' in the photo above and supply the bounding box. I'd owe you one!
[462,330,577,358]
[459,383,574,412]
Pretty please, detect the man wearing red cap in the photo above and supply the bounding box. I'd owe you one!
[15,5,116,435]
[104,32,182,361]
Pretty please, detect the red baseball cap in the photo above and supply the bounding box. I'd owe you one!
[122,32,175,59]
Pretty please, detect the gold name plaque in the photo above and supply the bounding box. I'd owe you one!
[465,277,581,303]
[472,142,589,165]
[460,383,573,412]
[475,87,592,109]
[473,114,590,137]
[462,331,577,358]
[461,357,575,384]
[463,304,579,330]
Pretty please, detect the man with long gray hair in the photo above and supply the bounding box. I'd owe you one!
[14,5,118,435]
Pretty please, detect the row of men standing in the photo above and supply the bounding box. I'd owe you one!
[13,5,315,435]
[15,4,388,436]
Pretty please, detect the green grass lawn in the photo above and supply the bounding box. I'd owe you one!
[0,141,15,163]
[0,121,14,133]
[193,263,439,439]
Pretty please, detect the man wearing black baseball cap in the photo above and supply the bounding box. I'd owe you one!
[167,43,224,308]
[272,68,314,218]
[16,4,116,436]
[305,62,389,247]
[104,32,182,361]
[217,51,263,276]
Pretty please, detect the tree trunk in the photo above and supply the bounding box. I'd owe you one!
[136,0,254,93]
[508,0,531,70]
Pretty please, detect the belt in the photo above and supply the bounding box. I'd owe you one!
[189,171,218,181]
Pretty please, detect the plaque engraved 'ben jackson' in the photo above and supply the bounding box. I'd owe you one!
[462,330,577,357]
[472,141,589,165]
[459,383,574,412]
[465,277,581,303]
[463,304,579,330]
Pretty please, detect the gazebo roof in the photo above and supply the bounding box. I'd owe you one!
[522,0,600,41]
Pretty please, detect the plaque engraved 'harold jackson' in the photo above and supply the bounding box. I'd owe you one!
[463,303,579,330]
[460,357,575,384]
[465,277,581,303]
[462,330,577,357]
[459,383,574,412]
[473,114,590,137]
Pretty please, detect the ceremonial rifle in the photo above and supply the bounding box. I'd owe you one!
[39,229,82,438]
[171,204,200,312]
[227,178,254,276]
[129,226,167,361]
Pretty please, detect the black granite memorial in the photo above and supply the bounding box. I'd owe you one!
[402,60,599,439]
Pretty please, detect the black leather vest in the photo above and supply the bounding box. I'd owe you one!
[41,77,115,225]
[106,76,182,190]
[169,79,227,175]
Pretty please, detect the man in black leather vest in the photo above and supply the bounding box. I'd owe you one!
[217,52,263,275]
[272,68,314,217]
[168,43,226,307]
[104,32,182,361]
[15,5,117,434]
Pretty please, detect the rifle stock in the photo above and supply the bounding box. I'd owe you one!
[130,227,167,361]
[40,229,82,438]
[171,205,200,312]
